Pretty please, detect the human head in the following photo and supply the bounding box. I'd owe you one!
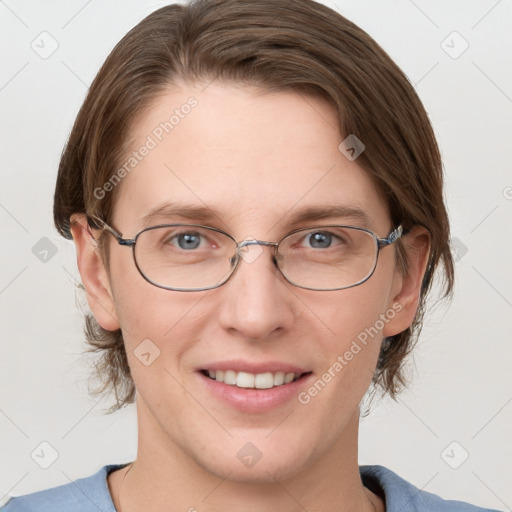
[54,0,454,414]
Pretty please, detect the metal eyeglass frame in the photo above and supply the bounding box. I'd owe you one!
[90,216,405,292]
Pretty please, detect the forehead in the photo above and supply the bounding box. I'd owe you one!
[112,82,389,236]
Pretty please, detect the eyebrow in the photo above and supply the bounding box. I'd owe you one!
[283,205,371,228]
[141,203,226,227]
[141,202,372,229]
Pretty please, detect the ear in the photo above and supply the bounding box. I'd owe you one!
[382,226,431,337]
[69,213,120,331]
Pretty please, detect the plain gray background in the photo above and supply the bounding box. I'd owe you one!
[1,0,511,509]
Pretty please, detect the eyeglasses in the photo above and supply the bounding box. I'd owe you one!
[91,217,404,292]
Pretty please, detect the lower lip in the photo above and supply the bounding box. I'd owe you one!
[197,371,313,412]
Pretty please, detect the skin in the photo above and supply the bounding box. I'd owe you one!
[71,82,430,512]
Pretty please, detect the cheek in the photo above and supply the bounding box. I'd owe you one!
[319,282,392,357]
[107,249,208,370]
[290,286,390,455]
[309,262,397,394]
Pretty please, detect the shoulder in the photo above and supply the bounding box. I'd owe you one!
[0,464,128,512]
[360,465,503,512]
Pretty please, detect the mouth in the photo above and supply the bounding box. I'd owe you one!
[200,369,312,389]
[197,363,314,412]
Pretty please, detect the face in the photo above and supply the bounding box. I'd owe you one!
[80,82,418,483]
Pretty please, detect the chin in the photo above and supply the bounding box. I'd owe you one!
[195,442,312,484]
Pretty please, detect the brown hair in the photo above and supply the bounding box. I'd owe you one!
[54,0,454,413]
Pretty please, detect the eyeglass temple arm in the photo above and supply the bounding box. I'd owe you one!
[88,215,135,246]
[377,225,404,248]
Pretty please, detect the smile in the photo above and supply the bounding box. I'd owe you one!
[200,369,310,389]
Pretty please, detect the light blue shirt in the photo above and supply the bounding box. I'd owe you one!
[0,463,503,511]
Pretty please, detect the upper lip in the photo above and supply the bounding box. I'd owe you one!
[198,360,311,375]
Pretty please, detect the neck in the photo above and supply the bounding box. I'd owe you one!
[111,400,383,512]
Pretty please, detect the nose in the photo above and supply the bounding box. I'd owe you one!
[217,243,295,341]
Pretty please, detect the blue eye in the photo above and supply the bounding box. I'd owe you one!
[176,232,202,250]
[308,232,333,248]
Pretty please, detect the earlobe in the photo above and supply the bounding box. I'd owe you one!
[382,226,431,338]
[69,213,120,331]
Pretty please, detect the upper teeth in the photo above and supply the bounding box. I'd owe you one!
[206,370,299,389]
